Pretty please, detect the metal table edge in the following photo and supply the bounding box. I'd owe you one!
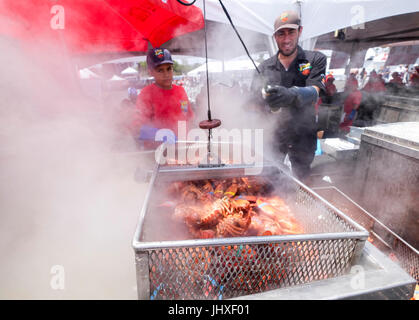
[132,231,369,252]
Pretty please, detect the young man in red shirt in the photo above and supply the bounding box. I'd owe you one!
[133,48,194,145]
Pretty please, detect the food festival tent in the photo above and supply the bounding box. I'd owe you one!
[192,0,419,71]
[1,0,418,69]
[195,0,419,43]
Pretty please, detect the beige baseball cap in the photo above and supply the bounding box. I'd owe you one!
[273,10,301,34]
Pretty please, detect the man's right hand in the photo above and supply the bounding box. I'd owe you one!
[263,85,319,112]
[263,85,297,112]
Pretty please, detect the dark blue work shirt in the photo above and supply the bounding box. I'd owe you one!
[250,46,327,150]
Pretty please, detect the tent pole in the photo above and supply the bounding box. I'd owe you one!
[345,41,360,77]
[345,42,355,77]
[56,30,83,95]
[295,0,303,24]
[222,49,225,74]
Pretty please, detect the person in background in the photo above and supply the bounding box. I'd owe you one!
[323,74,337,104]
[249,10,327,181]
[357,70,385,126]
[359,68,368,88]
[402,65,410,85]
[363,70,386,93]
[378,73,386,87]
[409,66,419,88]
[132,48,194,147]
[387,71,407,95]
[359,68,367,80]
[383,67,391,82]
[389,72,403,85]
[128,87,138,104]
[339,88,362,134]
[344,72,359,93]
[315,73,336,122]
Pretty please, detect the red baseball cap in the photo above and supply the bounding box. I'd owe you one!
[326,74,335,82]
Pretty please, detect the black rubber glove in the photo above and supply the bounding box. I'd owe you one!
[264,85,297,112]
[264,85,318,112]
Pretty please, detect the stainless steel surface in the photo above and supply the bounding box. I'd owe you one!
[320,138,359,161]
[132,147,161,250]
[354,122,419,249]
[377,95,419,124]
[132,146,369,300]
[135,253,150,300]
[313,186,419,283]
[361,122,419,160]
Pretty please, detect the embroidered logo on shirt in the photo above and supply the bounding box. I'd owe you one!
[298,62,312,76]
[180,100,188,113]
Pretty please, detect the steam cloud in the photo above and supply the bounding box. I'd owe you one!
[0,4,281,299]
[0,36,147,299]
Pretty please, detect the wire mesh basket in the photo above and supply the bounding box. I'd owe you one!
[133,159,369,300]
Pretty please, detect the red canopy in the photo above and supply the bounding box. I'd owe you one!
[0,0,204,55]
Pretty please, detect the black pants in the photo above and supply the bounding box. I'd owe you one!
[274,131,317,181]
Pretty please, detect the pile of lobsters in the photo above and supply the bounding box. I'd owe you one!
[163,177,304,239]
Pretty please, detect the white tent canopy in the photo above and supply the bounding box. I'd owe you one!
[121,66,138,75]
[187,59,259,75]
[196,0,419,42]
[109,75,125,81]
[79,68,99,79]
[75,1,419,67]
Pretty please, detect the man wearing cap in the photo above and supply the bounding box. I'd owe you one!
[250,10,327,181]
[324,74,337,103]
[389,72,403,85]
[133,48,194,145]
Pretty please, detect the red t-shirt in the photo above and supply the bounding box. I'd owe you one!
[339,90,362,132]
[363,78,386,92]
[410,73,419,87]
[134,83,194,135]
[345,77,359,92]
[390,77,403,85]
[325,82,337,96]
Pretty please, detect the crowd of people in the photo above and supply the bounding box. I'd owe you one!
[314,65,419,134]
